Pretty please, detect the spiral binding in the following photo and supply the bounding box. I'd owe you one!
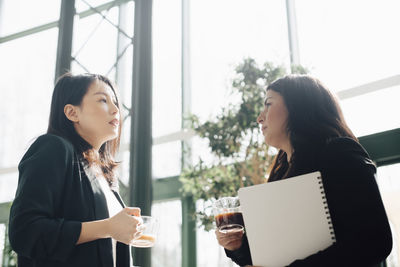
[317,175,336,243]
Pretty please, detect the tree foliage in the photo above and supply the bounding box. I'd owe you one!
[180,58,308,231]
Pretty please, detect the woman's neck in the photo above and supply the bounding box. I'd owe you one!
[281,142,293,163]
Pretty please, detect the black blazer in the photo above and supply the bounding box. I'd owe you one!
[226,137,393,267]
[8,134,131,267]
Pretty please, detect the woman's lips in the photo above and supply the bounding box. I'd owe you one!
[109,119,119,127]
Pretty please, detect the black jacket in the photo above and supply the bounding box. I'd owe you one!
[9,134,130,267]
[226,137,393,267]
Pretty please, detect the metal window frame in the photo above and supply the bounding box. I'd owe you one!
[0,0,132,44]
[129,0,153,266]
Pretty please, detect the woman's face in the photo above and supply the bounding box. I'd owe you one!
[257,90,290,149]
[70,80,120,149]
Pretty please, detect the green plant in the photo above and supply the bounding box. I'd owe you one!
[180,58,308,231]
[2,210,17,267]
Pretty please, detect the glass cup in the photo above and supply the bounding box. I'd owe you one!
[213,196,245,234]
[131,216,159,248]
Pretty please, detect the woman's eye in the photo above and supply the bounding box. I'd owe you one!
[100,98,107,103]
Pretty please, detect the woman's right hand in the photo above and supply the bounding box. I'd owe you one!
[107,207,141,245]
[215,228,244,251]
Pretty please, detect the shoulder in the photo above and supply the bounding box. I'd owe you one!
[20,134,75,166]
[320,136,376,173]
[323,137,368,158]
[35,133,73,146]
[31,134,74,153]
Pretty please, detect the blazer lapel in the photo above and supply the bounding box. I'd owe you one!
[112,190,132,267]
[79,159,113,267]
[112,190,126,208]
[81,161,109,219]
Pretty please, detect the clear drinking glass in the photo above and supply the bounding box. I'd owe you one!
[130,216,159,248]
[213,197,245,234]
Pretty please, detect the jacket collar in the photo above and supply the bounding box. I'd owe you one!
[77,155,130,267]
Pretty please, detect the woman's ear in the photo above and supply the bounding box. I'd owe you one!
[64,104,79,122]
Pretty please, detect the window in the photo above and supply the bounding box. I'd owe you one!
[377,163,400,267]
[0,0,60,36]
[0,28,58,202]
[151,200,182,267]
[296,0,400,91]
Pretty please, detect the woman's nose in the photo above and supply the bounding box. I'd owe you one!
[257,112,264,124]
[111,102,119,114]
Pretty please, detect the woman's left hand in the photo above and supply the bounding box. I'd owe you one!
[215,228,244,251]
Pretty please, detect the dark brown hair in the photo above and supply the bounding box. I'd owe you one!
[47,73,122,187]
[266,75,357,182]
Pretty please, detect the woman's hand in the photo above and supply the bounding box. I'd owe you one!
[107,207,141,245]
[215,228,244,251]
[76,207,141,245]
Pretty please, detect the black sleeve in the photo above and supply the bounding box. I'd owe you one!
[8,134,82,262]
[224,234,253,266]
[288,138,392,267]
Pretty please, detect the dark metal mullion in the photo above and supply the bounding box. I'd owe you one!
[359,128,400,167]
[129,0,153,266]
[285,0,300,67]
[55,0,75,81]
[180,0,197,266]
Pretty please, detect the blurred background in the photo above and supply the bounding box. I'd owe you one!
[0,0,399,266]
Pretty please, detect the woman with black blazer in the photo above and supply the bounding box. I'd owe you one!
[215,75,393,266]
[9,73,141,267]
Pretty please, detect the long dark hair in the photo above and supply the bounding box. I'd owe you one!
[47,73,122,186]
[267,75,357,182]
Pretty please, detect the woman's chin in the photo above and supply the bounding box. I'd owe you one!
[104,133,119,143]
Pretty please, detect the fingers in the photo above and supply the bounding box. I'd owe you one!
[215,228,244,250]
[225,239,243,251]
[124,207,141,216]
[216,229,244,241]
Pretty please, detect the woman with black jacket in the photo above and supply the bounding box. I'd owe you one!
[215,75,393,267]
[9,73,141,267]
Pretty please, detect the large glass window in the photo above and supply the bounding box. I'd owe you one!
[0,224,5,264]
[152,0,182,179]
[152,0,182,138]
[0,0,60,37]
[340,85,400,137]
[191,1,289,265]
[190,0,289,123]
[0,28,58,202]
[151,1,183,264]
[71,1,135,193]
[71,5,120,75]
[152,141,181,178]
[296,0,400,91]
[151,200,182,267]
[377,163,400,267]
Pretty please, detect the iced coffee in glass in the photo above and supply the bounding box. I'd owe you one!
[213,197,245,234]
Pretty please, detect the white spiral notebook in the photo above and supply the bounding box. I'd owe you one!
[238,171,336,267]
